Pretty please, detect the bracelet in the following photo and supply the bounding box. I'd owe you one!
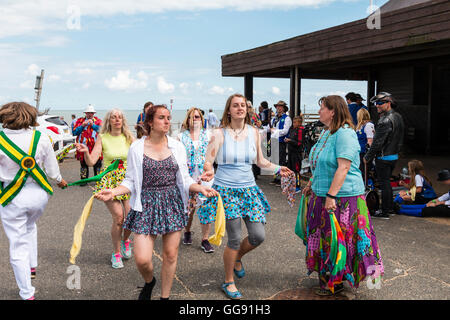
[273,165,281,175]
[326,193,338,200]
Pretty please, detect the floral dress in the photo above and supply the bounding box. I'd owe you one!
[123,154,187,235]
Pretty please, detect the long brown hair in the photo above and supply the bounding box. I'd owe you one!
[319,95,354,134]
[220,93,252,128]
[408,160,432,189]
[143,105,170,135]
[0,102,39,129]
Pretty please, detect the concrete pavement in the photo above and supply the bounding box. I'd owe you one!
[0,156,449,300]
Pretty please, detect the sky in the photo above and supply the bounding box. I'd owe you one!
[0,0,390,112]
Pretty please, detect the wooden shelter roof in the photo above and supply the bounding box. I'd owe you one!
[221,0,450,80]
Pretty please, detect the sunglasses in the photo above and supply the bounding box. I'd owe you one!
[191,115,201,120]
[375,100,388,106]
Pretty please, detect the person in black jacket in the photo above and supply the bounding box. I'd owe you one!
[284,115,304,192]
[364,92,405,219]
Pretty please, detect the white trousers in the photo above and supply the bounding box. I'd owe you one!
[0,183,48,300]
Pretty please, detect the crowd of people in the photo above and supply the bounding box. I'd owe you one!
[0,90,448,301]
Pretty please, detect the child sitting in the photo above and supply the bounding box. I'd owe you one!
[421,169,450,217]
[284,115,304,193]
[395,160,437,205]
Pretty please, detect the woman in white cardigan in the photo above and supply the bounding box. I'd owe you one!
[95,105,217,300]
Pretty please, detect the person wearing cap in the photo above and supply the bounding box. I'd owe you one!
[259,101,271,127]
[73,104,103,183]
[364,92,405,219]
[345,92,367,126]
[422,169,450,217]
[270,100,292,185]
[355,93,366,108]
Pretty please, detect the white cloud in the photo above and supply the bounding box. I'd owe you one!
[157,76,175,94]
[77,68,92,75]
[208,85,233,95]
[48,74,61,82]
[40,35,69,47]
[105,70,147,90]
[20,80,34,89]
[272,86,281,95]
[0,0,338,38]
[179,82,189,94]
[25,64,41,76]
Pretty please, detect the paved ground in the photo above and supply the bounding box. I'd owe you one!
[0,155,449,300]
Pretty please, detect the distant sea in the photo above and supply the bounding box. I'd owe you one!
[48,108,225,135]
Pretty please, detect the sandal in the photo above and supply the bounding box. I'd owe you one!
[222,282,242,300]
[233,260,245,279]
[314,283,345,296]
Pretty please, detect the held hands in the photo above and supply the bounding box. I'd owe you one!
[75,143,89,153]
[279,166,293,177]
[57,178,68,189]
[200,169,214,182]
[94,189,114,202]
[199,186,219,198]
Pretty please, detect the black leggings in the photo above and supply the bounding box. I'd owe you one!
[421,205,450,217]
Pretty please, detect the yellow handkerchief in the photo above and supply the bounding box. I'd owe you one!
[208,194,225,246]
[69,195,95,264]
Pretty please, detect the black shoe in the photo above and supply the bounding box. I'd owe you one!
[138,277,156,300]
[372,210,390,220]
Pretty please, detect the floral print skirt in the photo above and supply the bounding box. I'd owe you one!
[93,167,130,201]
[123,154,187,235]
[197,184,271,224]
[305,193,384,289]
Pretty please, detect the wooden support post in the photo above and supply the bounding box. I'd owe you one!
[244,74,253,104]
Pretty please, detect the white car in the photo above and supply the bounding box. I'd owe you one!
[36,115,76,157]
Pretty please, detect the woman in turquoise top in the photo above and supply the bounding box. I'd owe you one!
[76,108,135,269]
[199,94,292,299]
[302,95,383,296]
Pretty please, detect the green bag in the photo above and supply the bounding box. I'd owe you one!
[295,194,308,244]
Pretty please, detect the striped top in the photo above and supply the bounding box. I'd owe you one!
[214,125,257,188]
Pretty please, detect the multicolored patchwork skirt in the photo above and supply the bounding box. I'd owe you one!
[93,167,130,201]
[305,193,384,289]
[197,184,271,224]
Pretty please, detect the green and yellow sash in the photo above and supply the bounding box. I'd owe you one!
[0,130,53,207]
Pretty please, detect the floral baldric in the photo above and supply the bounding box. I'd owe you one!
[181,129,209,177]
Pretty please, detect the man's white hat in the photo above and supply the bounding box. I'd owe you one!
[84,104,96,113]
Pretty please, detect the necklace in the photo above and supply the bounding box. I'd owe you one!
[230,125,245,138]
[310,130,330,171]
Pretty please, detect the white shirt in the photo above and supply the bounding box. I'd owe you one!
[120,135,195,212]
[207,112,219,127]
[364,122,375,139]
[414,174,424,188]
[270,114,292,139]
[0,128,62,187]
[437,192,450,207]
